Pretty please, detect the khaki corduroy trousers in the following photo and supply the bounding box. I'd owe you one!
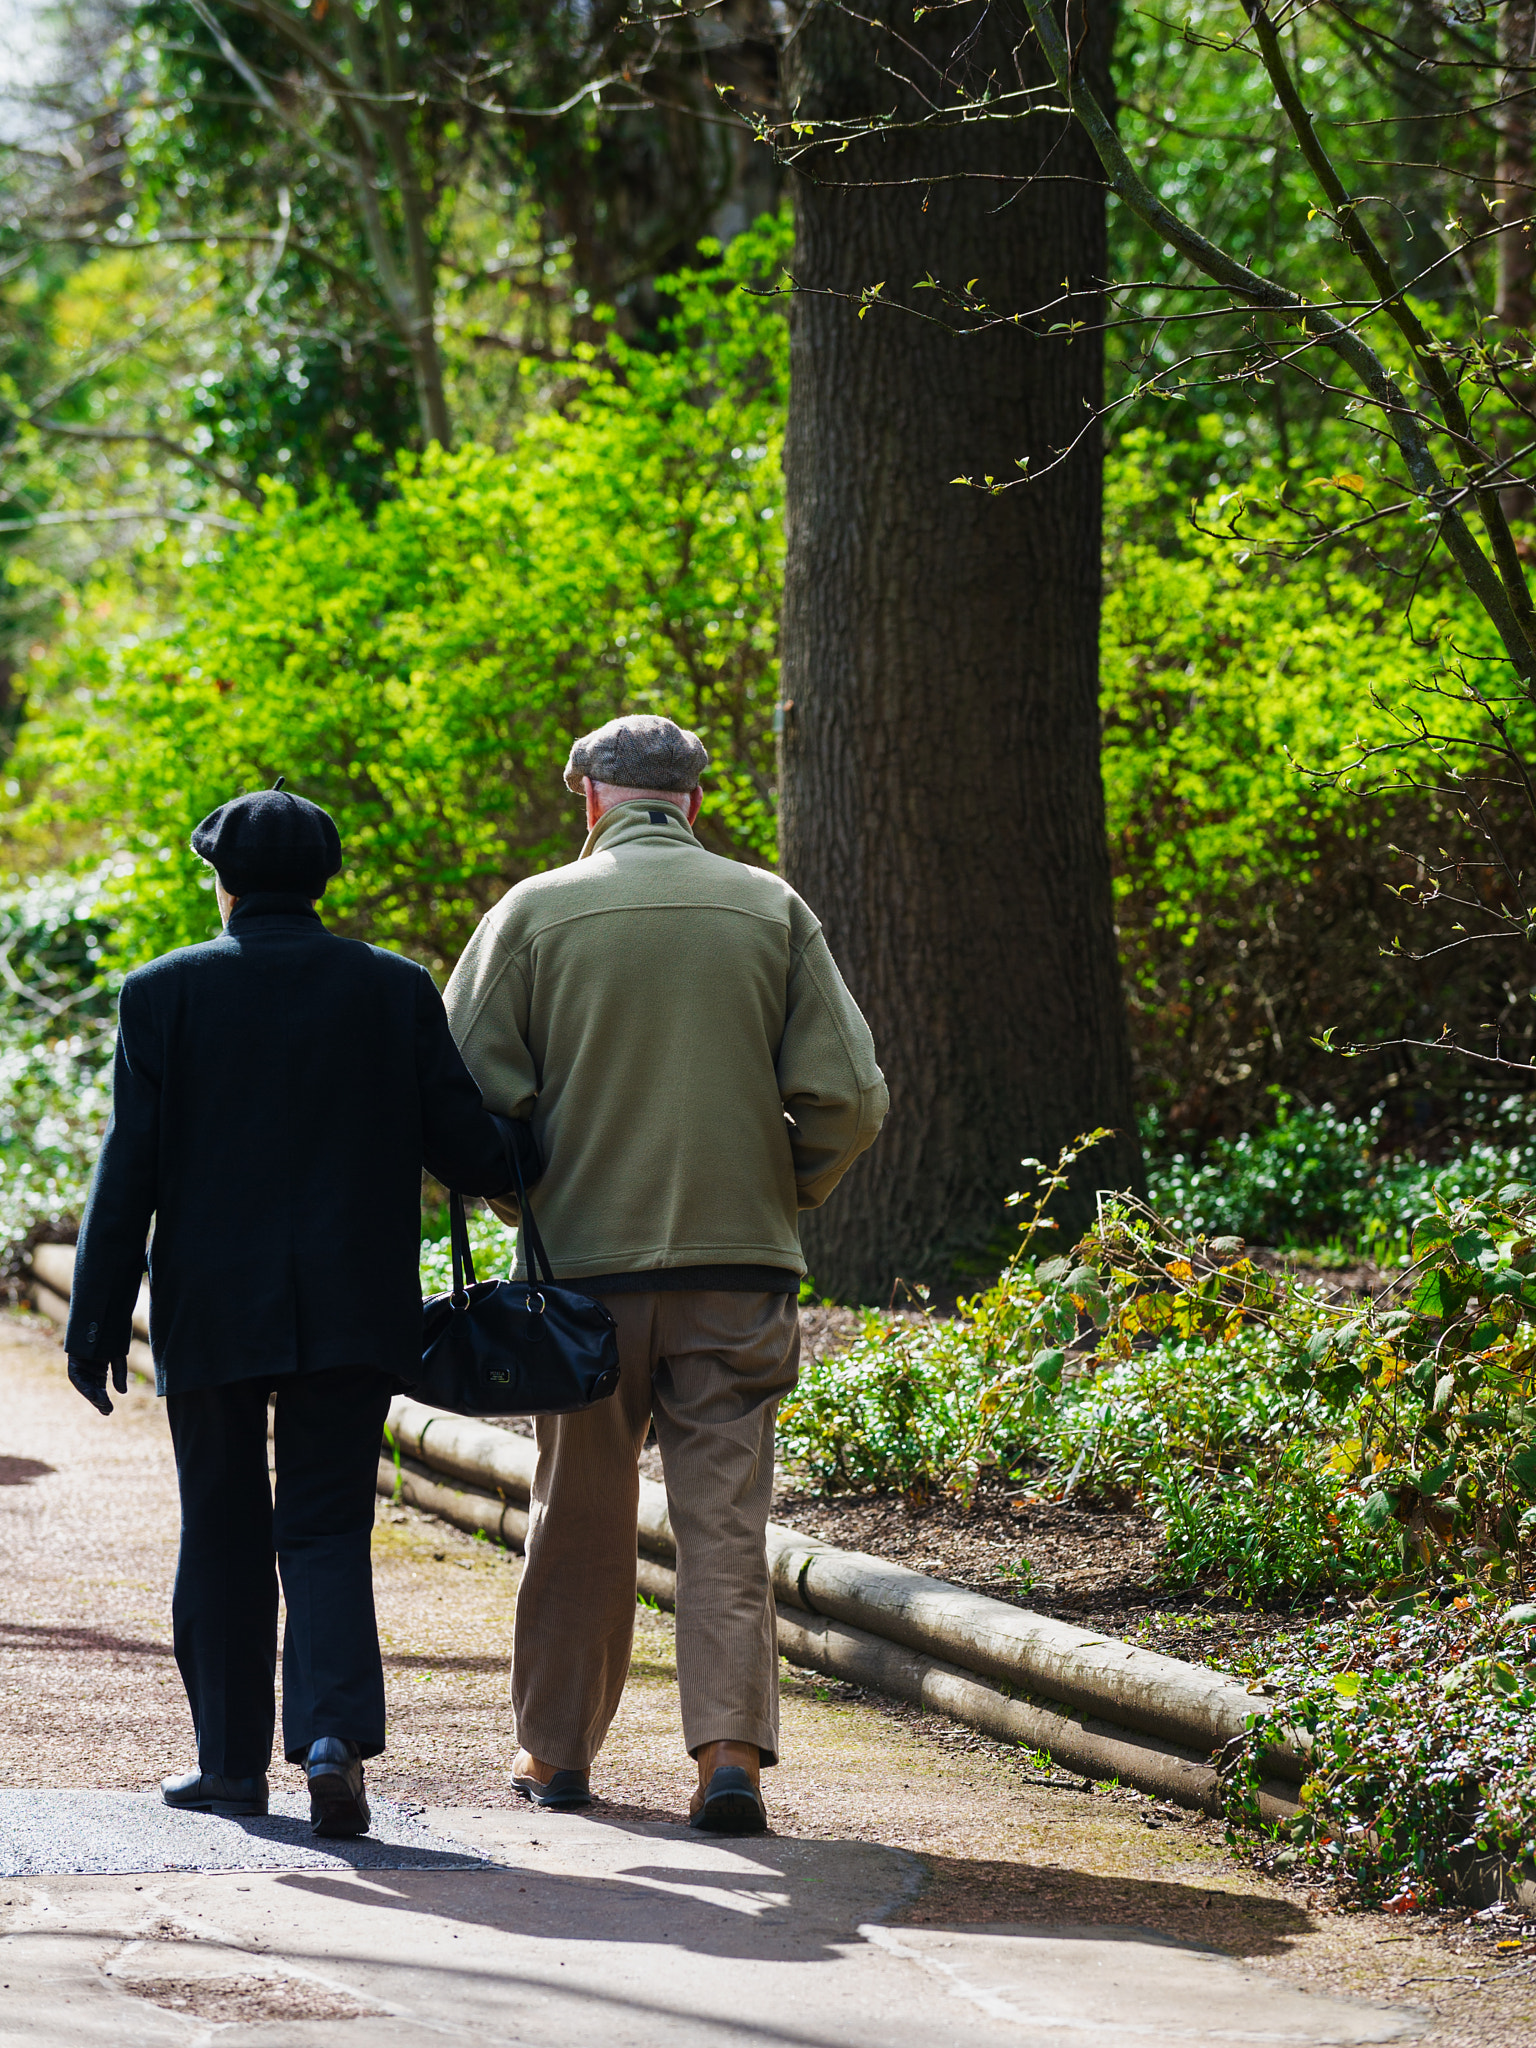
[509,1289,799,1770]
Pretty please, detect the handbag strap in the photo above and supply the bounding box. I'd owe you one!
[507,1128,556,1289]
[449,1188,477,1307]
[447,1124,554,1304]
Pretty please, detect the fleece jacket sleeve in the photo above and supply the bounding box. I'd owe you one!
[412,965,526,1197]
[443,912,539,1224]
[777,926,889,1210]
[64,976,160,1364]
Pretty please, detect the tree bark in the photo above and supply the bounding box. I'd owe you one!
[1499,0,1536,330]
[1498,0,1536,517]
[779,0,1141,1303]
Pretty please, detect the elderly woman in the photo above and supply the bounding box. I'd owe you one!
[64,783,534,1837]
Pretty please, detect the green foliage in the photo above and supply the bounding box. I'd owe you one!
[1225,1598,1536,1907]
[781,1145,1536,1602]
[0,868,119,1278]
[418,1204,518,1298]
[1102,429,1535,1134]
[14,224,788,970]
[1145,1093,1536,1256]
[1152,1446,1397,1602]
[779,1134,1112,1500]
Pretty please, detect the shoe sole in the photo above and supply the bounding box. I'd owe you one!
[163,1798,269,1817]
[689,1790,767,1836]
[512,1777,592,1812]
[309,1771,370,1838]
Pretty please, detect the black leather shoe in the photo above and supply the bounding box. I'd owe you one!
[161,1768,269,1816]
[306,1737,370,1838]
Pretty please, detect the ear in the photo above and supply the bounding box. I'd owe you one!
[686,787,703,827]
[583,775,600,831]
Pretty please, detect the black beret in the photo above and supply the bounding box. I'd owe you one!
[191,784,342,898]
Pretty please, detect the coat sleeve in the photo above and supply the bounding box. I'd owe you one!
[65,976,160,1363]
[443,913,539,1226]
[777,917,889,1211]
[414,966,535,1196]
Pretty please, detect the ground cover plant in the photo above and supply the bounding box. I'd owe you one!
[780,1136,1536,1905]
[1145,1093,1536,1263]
[1224,1594,1536,1911]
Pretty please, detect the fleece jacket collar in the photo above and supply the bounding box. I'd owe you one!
[579,798,696,862]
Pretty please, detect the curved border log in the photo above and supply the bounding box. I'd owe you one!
[377,1445,1299,1819]
[380,1392,1301,1781]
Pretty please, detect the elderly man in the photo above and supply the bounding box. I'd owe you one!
[64,784,530,1836]
[445,714,887,1832]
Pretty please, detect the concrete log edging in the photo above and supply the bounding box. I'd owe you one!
[28,1243,1299,1820]
[381,1394,1302,1787]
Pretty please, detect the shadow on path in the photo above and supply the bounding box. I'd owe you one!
[269,1812,1317,1968]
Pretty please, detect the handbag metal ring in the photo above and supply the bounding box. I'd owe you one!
[525,1289,546,1315]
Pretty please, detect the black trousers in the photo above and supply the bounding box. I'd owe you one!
[165,1366,393,1776]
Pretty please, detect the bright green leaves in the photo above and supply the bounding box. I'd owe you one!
[15,224,792,971]
[1033,1349,1066,1390]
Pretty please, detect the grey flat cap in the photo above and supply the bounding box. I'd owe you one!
[563,714,709,795]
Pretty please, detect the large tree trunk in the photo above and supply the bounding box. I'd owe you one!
[779,0,1141,1304]
[1498,0,1536,517]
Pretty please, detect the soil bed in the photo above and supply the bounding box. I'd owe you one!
[783,1305,1324,1670]
[768,1480,1323,1669]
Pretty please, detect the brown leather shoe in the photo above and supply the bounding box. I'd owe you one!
[689,1765,767,1835]
[511,1747,591,1810]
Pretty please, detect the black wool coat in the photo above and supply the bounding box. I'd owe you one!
[66,894,526,1395]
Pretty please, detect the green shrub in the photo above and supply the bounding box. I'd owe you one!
[418,1204,517,1298]
[1103,430,1536,1136]
[0,870,119,1278]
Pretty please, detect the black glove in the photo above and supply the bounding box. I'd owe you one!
[67,1355,128,1416]
[491,1113,543,1192]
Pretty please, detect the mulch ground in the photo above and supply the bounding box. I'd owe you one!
[769,1485,1322,1670]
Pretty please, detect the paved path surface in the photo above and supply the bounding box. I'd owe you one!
[5,1809,1424,2047]
[0,1309,1528,2045]
[0,1791,485,1874]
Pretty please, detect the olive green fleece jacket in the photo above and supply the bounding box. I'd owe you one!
[442,799,888,1282]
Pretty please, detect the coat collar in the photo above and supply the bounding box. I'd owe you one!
[579,798,695,861]
[227,892,324,926]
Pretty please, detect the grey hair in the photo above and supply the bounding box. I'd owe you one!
[563,714,709,795]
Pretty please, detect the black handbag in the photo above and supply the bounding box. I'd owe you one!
[416,1144,620,1418]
